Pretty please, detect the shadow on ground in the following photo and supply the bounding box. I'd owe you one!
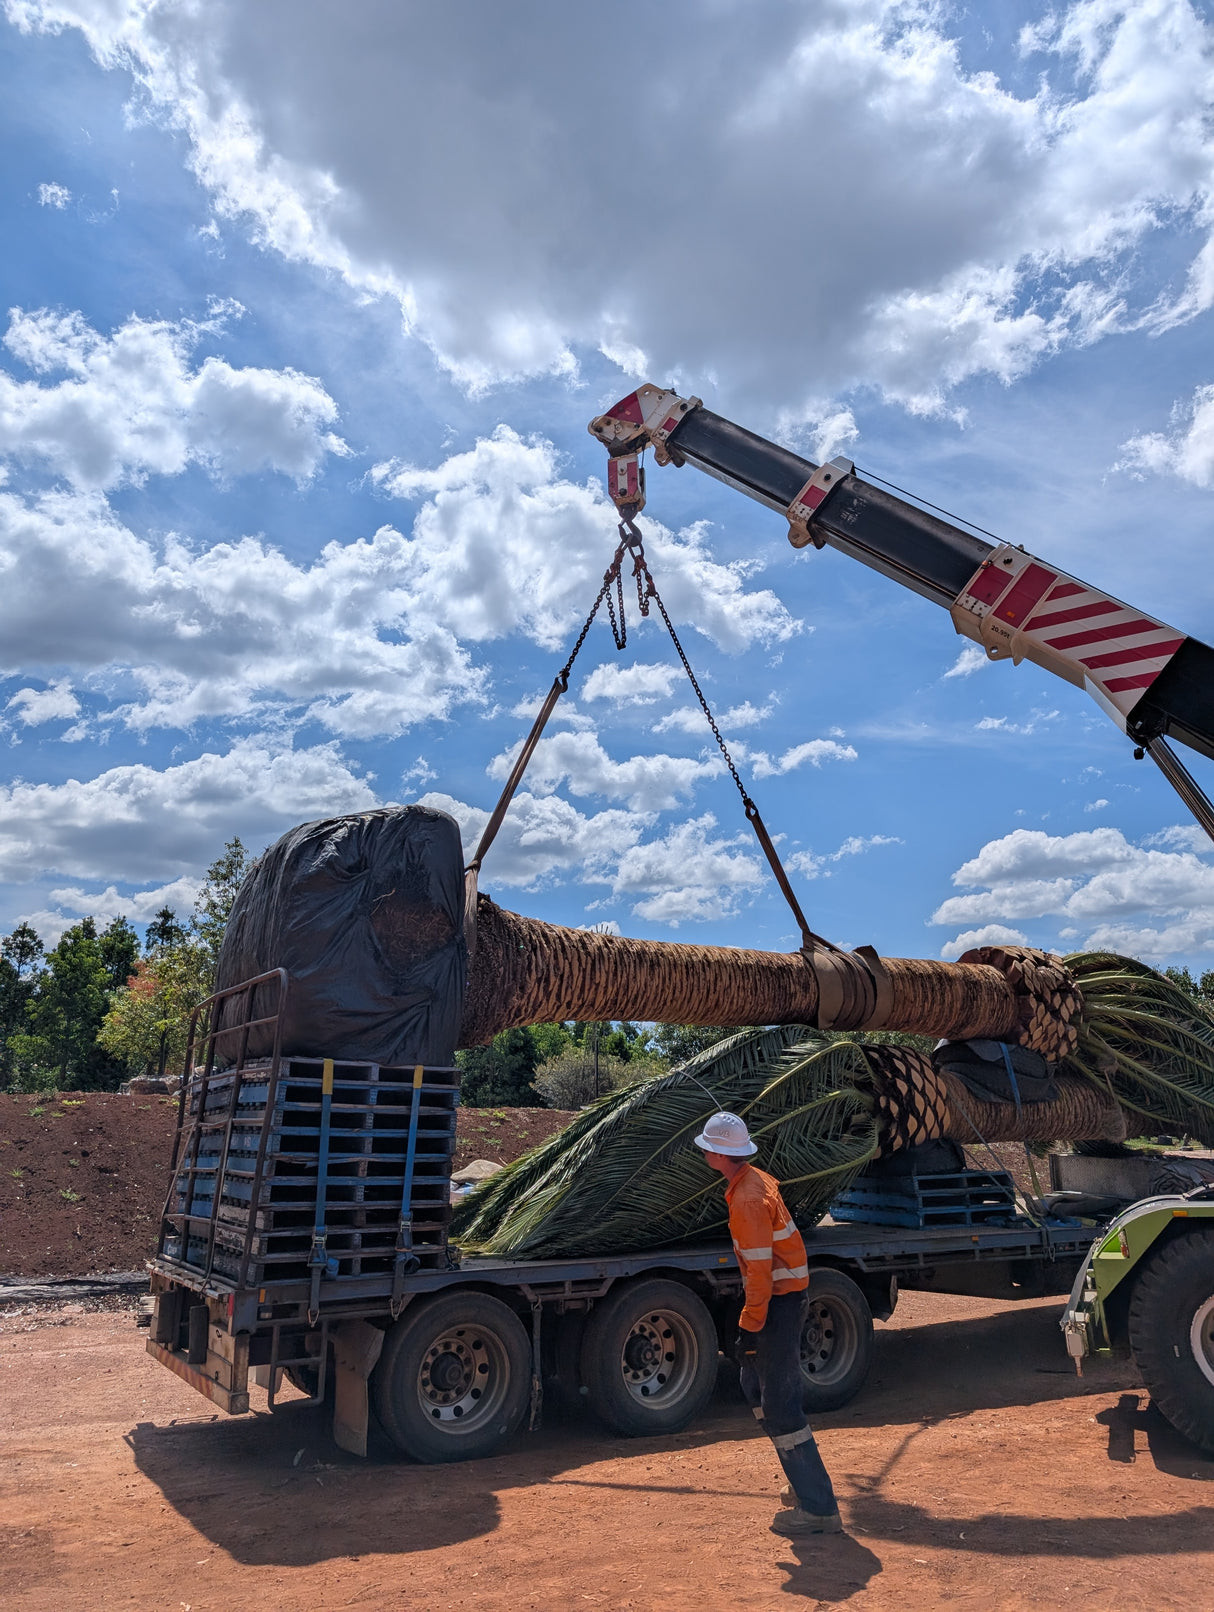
[1096,1393,1214,1479]
[125,1296,1199,1570]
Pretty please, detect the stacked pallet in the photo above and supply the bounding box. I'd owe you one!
[163,1057,458,1286]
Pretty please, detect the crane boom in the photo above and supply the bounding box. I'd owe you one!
[590,385,1214,840]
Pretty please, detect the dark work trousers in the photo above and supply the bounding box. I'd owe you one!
[739,1290,837,1516]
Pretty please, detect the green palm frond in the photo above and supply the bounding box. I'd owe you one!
[1062,953,1214,1145]
[453,1027,876,1258]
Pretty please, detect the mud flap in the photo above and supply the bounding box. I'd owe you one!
[332,1320,385,1457]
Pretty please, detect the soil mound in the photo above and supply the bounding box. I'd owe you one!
[0,1093,573,1279]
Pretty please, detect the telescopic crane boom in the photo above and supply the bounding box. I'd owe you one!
[590,385,1214,841]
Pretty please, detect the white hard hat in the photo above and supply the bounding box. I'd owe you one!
[694,1111,758,1157]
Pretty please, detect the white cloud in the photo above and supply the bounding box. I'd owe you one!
[580,662,682,706]
[749,738,859,778]
[1116,383,1214,488]
[931,824,1214,960]
[0,306,348,489]
[487,728,721,814]
[422,789,759,924]
[18,874,203,946]
[0,488,485,739]
[10,1,1214,413]
[615,816,765,925]
[5,677,79,725]
[37,181,70,208]
[0,424,793,738]
[652,699,774,737]
[1084,797,1110,812]
[944,645,988,679]
[940,923,1030,961]
[788,833,902,879]
[974,710,1060,736]
[0,738,378,883]
[374,428,797,655]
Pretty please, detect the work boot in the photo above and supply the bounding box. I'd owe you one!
[770,1506,844,1538]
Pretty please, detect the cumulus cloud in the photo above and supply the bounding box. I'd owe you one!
[0,738,377,883]
[487,728,721,815]
[0,488,483,737]
[5,677,79,725]
[0,424,793,737]
[1116,383,1214,488]
[940,923,1031,961]
[422,790,760,924]
[653,700,774,736]
[0,305,347,489]
[581,662,682,706]
[37,181,70,208]
[931,824,1214,960]
[9,1,1214,413]
[374,428,797,654]
[19,875,203,946]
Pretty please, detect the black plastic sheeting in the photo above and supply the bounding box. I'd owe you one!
[215,806,467,1065]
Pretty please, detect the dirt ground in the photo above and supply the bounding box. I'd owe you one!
[0,1094,575,1277]
[3,1289,1212,1612]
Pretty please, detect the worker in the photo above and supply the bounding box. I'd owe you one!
[694,1110,843,1538]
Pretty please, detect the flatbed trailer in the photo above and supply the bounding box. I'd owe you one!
[142,970,1103,1462]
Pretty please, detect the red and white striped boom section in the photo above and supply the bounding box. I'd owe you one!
[590,385,1214,840]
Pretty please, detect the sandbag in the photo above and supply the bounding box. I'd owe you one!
[215,806,467,1065]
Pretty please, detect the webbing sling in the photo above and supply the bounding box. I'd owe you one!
[391,1064,424,1314]
[307,1057,335,1325]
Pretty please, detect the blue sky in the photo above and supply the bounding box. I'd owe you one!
[3,0,1214,969]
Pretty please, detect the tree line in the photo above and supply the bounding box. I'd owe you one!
[0,840,251,1094]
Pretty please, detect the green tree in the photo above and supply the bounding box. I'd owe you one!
[0,922,44,1091]
[98,940,213,1080]
[191,837,252,974]
[1164,966,1214,1010]
[9,917,134,1091]
[457,1027,545,1107]
[643,1023,746,1067]
[144,906,186,955]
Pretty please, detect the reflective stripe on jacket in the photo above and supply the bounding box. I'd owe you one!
[725,1163,809,1332]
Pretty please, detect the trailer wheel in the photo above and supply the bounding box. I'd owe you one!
[372,1291,531,1463]
[799,1268,874,1414]
[580,1278,718,1437]
[1127,1226,1214,1454]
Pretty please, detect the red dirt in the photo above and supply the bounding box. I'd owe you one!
[0,1093,575,1278]
[2,1289,1211,1610]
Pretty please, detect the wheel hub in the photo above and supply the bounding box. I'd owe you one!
[418,1329,493,1421]
[1192,1295,1214,1390]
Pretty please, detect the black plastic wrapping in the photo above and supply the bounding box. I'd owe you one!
[215,806,467,1065]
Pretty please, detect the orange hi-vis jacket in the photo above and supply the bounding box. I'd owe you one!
[725,1164,809,1332]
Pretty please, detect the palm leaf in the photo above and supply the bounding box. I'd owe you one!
[1061,952,1214,1144]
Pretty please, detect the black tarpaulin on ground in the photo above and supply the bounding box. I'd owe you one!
[215,806,467,1066]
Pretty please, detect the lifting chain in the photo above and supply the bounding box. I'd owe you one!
[467,517,835,954]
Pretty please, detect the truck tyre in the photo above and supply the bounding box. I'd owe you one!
[372,1291,531,1463]
[800,1268,874,1414]
[580,1278,718,1437]
[1127,1227,1214,1454]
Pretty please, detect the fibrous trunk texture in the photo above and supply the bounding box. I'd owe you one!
[460,897,1082,1060]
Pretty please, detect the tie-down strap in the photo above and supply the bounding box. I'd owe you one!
[808,943,893,1031]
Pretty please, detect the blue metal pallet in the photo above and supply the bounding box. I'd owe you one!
[830,1168,1018,1229]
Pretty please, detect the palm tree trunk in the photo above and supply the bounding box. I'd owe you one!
[459,896,1079,1058]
